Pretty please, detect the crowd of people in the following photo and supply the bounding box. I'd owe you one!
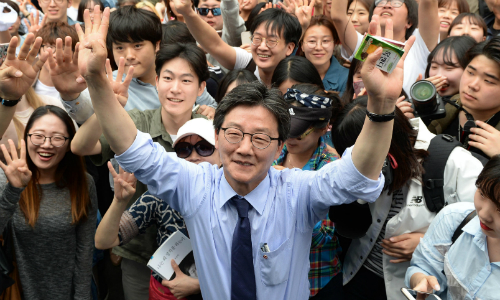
[0,0,499,299]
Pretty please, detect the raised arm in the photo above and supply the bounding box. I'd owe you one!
[174,0,237,70]
[77,6,138,155]
[221,0,246,46]
[418,0,440,51]
[351,19,416,180]
[330,0,360,57]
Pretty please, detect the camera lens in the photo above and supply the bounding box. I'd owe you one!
[410,80,437,115]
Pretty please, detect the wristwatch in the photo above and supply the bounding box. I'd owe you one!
[1,96,21,107]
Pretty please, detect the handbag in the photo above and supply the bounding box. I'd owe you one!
[0,222,22,300]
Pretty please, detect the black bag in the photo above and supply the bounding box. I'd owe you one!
[0,222,15,294]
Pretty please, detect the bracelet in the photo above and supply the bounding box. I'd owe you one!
[366,109,395,122]
[1,97,21,107]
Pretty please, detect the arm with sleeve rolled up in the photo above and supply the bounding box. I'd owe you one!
[59,89,96,124]
[221,0,246,47]
[73,179,98,300]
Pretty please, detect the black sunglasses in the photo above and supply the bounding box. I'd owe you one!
[174,140,215,158]
[197,7,222,16]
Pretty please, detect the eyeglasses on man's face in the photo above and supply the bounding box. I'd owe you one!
[28,134,69,147]
[197,7,222,16]
[221,127,279,149]
[375,0,405,7]
[250,35,279,49]
[39,0,66,5]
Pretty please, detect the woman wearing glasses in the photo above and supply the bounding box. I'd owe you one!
[300,15,349,95]
[95,118,219,300]
[0,105,97,300]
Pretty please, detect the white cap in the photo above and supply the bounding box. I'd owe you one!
[173,118,216,147]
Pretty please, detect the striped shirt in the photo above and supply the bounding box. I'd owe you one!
[364,189,404,277]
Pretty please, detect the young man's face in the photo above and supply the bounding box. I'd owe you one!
[112,40,158,80]
[156,57,206,117]
[460,55,500,114]
[215,105,283,195]
[198,0,223,31]
[250,23,295,74]
[373,2,411,36]
[39,0,71,23]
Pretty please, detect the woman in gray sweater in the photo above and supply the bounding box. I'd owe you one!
[0,105,97,300]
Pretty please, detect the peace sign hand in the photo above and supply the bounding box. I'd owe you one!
[106,57,134,108]
[0,139,32,188]
[0,34,48,100]
[108,162,137,204]
[294,0,315,29]
[24,11,46,34]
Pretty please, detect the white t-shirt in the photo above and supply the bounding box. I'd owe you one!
[67,7,78,22]
[343,29,430,96]
[33,80,60,100]
[232,47,261,81]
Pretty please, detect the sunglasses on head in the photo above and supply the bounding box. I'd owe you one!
[174,140,215,158]
[197,7,222,16]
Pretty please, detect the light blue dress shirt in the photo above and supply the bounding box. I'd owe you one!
[116,130,384,300]
[406,202,500,300]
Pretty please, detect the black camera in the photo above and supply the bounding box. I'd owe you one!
[409,80,446,122]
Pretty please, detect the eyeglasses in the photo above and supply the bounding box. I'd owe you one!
[28,134,69,147]
[296,127,315,140]
[174,140,215,158]
[221,127,279,149]
[304,39,333,49]
[375,0,404,7]
[250,36,279,49]
[39,0,65,4]
[197,7,222,16]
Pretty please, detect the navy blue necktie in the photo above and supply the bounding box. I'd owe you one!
[231,196,256,300]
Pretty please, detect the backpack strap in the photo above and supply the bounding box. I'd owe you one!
[245,59,257,73]
[451,210,477,245]
[422,134,462,213]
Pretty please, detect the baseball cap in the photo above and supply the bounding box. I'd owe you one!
[173,118,215,147]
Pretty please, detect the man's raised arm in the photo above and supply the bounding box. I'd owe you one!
[76,6,136,155]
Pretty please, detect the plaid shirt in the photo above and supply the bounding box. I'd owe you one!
[273,137,342,296]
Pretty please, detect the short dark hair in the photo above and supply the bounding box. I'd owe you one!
[161,21,196,46]
[107,6,162,50]
[476,154,500,209]
[466,36,500,69]
[425,35,477,77]
[213,82,290,143]
[332,96,426,193]
[77,0,103,22]
[155,43,210,85]
[216,69,258,103]
[438,0,469,14]
[250,8,302,47]
[245,2,267,31]
[369,0,418,40]
[304,15,340,45]
[448,12,487,38]
[35,22,79,50]
[271,56,324,89]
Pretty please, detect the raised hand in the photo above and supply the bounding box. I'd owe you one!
[0,34,48,100]
[294,0,315,29]
[361,16,416,110]
[106,57,134,107]
[76,6,110,78]
[0,139,32,188]
[108,161,137,204]
[173,0,194,17]
[47,37,88,101]
[278,0,297,15]
[24,11,46,34]
[162,259,201,299]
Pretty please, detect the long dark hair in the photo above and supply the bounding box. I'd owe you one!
[424,35,476,78]
[271,56,324,89]
[216,69,258,103]
[476,154,500,209]
[20,106,91,227]
[332,96,427,193]
[341,58,364,105]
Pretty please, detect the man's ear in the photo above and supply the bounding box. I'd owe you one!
[285,42,296,56]
[67,0,72,8]
[155,40,161,52]
[405,20,412,30]
[198,81,207,97]
[155,75,159,90]
[214,129,219,150]
[274,140,285,160]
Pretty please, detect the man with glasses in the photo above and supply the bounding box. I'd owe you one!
[79,7,417,300]
[39,0,78,25]
[331,0,440,95]
[174,0,303,86]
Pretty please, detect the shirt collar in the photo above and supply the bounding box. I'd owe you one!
[218,170,270,215]
[324,56,344,85]
[148,108,200,142]
[462,215,487,251]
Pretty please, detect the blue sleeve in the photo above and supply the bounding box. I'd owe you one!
[115,130,213,217]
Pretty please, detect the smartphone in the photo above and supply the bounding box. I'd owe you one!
[401,288,442,300]
[0,43,8,67]
[241,31,252,45]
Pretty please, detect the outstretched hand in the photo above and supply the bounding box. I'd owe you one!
[106,57,134,108]
[294,0,315,29]
[173,0,193,17]
[361,15,416,110]
[162,259,200,299]
[24,11,46,34]
[0,139,32,188]
[76,5,110,78]
[47,37,87,100]
[0,34,48,100]
[108,161,137,204]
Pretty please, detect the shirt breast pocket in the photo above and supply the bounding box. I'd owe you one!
[258,238,292,286]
